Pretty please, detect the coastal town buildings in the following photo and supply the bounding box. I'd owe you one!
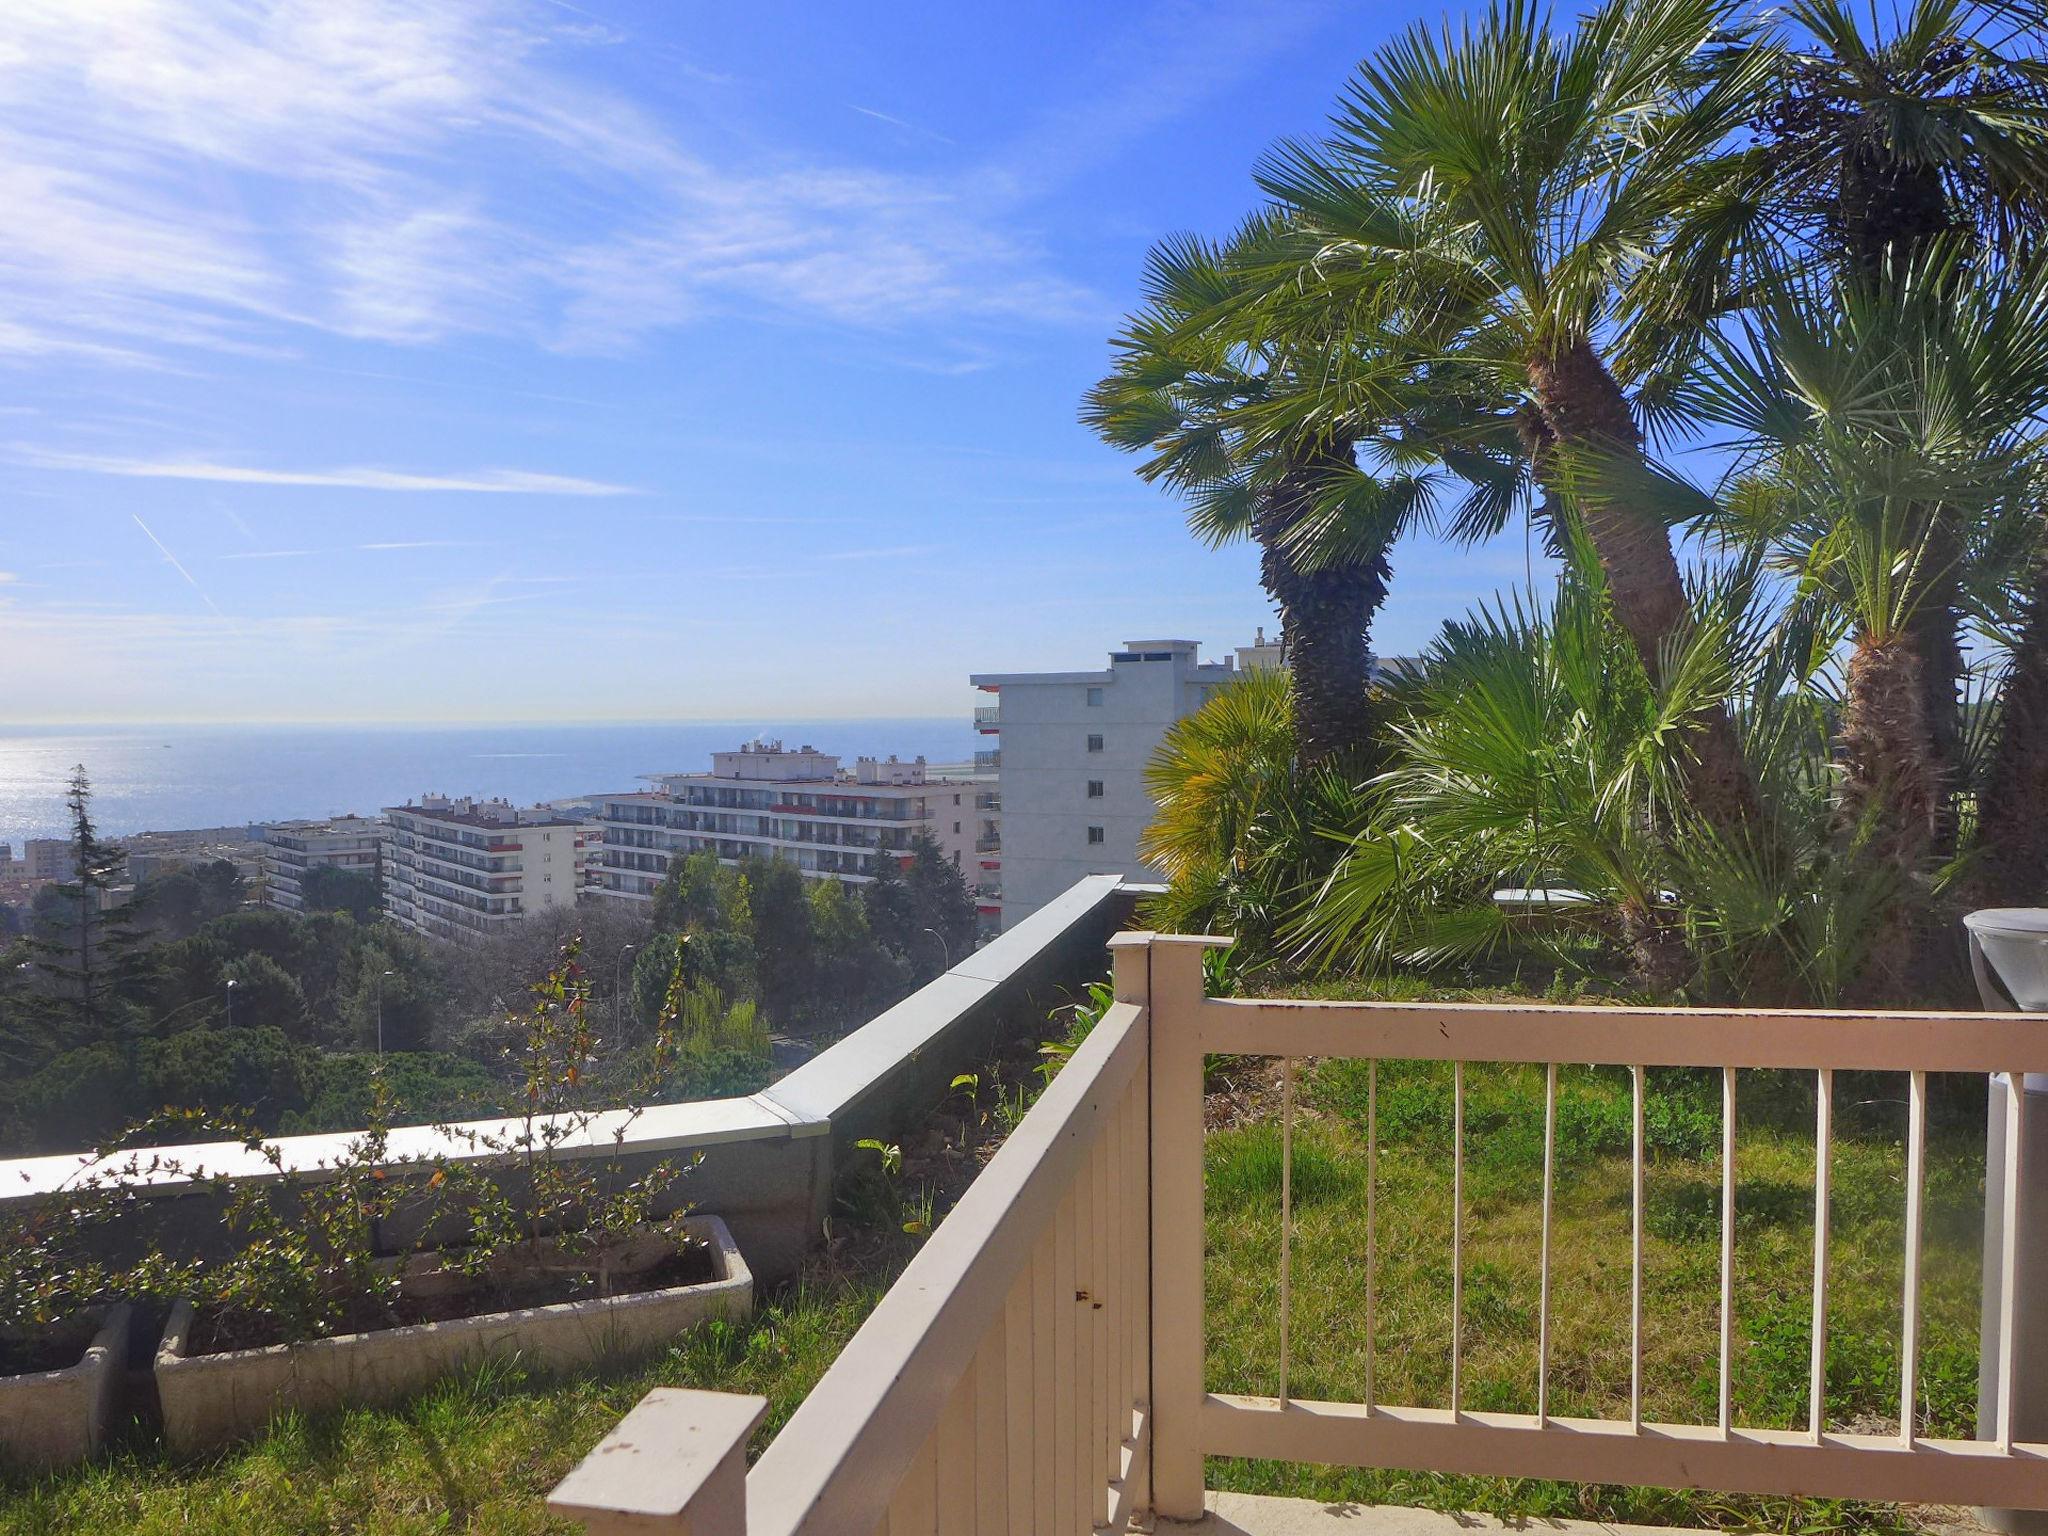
[382,796,582,941]
[257,816,389,913]
[22,838,75,882]
[592,742,977,904]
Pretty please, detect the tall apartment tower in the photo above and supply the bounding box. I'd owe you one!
[970,639,1241,930]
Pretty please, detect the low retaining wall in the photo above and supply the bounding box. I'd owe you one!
[0,877,1145,1286]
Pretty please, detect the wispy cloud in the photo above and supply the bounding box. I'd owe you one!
[0,0,1092,364]
[849,105,956,146]
[131,515,226,620]
[18,449,635,496]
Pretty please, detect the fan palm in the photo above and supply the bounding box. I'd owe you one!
[1686,244,2048,991]
[1730,0,2048,854]
[1748,0,2048,280]
[1137,666,1368,955]
[1249,0,1777,845]
[1082,218,1432,765]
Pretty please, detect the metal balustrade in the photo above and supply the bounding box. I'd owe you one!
[550,932,2048,1533]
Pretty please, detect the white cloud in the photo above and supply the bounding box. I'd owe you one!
[0,0,1095,363]
[18,448,636,496]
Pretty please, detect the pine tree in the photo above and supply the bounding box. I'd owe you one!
[902,832,976,974]
[17,766,153,1056]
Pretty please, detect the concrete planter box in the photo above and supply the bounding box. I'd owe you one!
[155,1216,751,1455]
[0,1305,131,1469]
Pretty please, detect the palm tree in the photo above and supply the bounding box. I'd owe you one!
[1738,0,2048,858]
[1688,246,2048,992]
[1249,0,1776,843]
[1082,220,1430,765]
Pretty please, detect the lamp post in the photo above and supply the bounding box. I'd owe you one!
[614,943,637,1047]
[922,926,951,970]
[223,977,237,1029]
[376,968,394,1057]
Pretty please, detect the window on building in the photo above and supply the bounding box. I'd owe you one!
[953,793,961,804]
[1086,686,1104,707]
[1086,733,1104,753]
[953,821,961,833]
[1087,826,1105,845]
[1087,780,1104,798]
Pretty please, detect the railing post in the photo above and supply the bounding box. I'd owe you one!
[549,1388,765,1535]
[1143,933,1213,1521]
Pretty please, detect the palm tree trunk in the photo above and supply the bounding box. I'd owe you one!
[1907,564,1965,859]
[1973,556,2048,907]
[1838,631,1941,1001]
[1525,338,1766,839]
[1251,449,1387,766]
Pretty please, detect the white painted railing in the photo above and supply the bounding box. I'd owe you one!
[552,931,1160,1536]
[551,931,2048,1532]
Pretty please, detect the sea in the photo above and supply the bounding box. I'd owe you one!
[0,721,980,848]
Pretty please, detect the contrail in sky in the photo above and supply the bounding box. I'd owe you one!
[132,514,226,619]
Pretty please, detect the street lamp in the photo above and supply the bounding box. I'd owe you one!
[614,943,637,1047]
[375,969,394,1057]
[223,977,238,1029]
[922,926,951,969]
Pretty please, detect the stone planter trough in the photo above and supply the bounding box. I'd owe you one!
[155,1215,751,1455]
[0,1305,131,1468]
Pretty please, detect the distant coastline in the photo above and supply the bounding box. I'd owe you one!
[0,719,977,847]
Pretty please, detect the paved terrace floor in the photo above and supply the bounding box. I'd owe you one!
[1175,1496,1722,1536]
[1173,1494,1998,1536]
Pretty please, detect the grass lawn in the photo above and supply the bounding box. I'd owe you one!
[1203,1050,1989,1532]
[0,1249,911,1536]
[0,977,1997,1534]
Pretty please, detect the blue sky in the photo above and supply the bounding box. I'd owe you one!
[0,0,1544,724]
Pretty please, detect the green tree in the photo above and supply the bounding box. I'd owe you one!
[1083,218,1435,763]
[221,951,309,1037]
[135,859,245,941]
[139,1025,315,1127]
[336,931,441,1053]
[1252,0,1775,841]
[1689,247,2048,992]
[743,855,815,1025]
[299,864,381,922]
[15,767,153,1059]
[1737,0,2048,869]
[860,846,921,964]
[806,877,903,1029]
[902,833,976,974]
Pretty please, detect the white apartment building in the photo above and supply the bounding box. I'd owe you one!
[382,795,582,942]
[970,638,1243,931]
[257,816,388,912]
[593,741,978,903]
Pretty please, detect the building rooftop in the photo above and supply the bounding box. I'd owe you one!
[386,802,583,830]
[261,816,386,838]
